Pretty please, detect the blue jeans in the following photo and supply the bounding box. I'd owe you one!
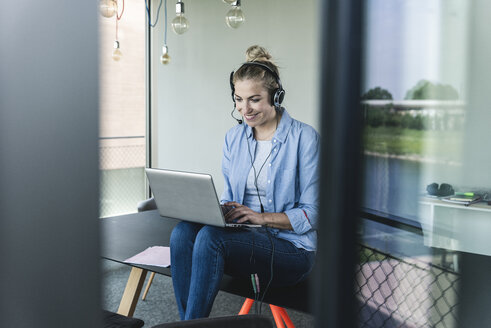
[169,221,315,320]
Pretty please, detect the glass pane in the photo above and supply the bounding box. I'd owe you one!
[356,1,491,326]
[99,0,146,217]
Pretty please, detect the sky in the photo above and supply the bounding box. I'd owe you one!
[363,0,468,100]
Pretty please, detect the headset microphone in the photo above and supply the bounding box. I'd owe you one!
[230,106,243,124]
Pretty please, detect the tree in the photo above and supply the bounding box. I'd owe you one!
[361,87,393,100]
[404,79,459,100]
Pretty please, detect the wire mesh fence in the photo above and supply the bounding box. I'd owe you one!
[356,244,459,328]
[99,137,146,217]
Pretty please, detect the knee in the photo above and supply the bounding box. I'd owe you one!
[193,226,224,253]
[170,222,201,250]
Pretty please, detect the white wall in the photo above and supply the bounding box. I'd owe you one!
[152,0,319,194]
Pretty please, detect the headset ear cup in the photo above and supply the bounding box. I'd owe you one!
[277,89,285,105]
[273,89,285,109]
[439,183,454,196]
[426,183,439,196]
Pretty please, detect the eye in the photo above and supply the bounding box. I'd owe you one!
[250,98,260,103]
[235,97,242,102]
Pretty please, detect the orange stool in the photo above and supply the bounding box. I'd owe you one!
[239,298,295,328]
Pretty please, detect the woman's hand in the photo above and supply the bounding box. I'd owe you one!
[223,201,265,225]
[223,201,293,230]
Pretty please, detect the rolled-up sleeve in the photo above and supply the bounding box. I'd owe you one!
[284,128,320,234]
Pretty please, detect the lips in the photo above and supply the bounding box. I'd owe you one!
[245,113,259,121]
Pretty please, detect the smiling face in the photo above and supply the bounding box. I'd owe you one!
[234,79,277,130]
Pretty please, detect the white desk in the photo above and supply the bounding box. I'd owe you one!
[419,198,491,257]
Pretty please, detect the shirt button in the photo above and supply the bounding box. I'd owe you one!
[273,139,277,143]
[274,148,277,152]
[268,180,271,184]
[268,163,272,167]
[269,199,272,203]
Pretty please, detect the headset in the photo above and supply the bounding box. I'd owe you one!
[426,182,454,197]
[229,62,286,124]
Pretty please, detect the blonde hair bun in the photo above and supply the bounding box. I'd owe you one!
[245,45,272,63]
[233,45,282,98]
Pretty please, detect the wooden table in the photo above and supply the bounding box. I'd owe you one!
[100,210,312,317]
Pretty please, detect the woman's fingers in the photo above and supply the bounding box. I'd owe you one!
[222,202,264,225]
[225,204,252,222]
[224,204,244,221]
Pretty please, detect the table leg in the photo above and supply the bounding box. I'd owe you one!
[142,271,156,300]
[117,267,148,317]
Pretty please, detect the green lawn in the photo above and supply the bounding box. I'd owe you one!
[363,126,464,162]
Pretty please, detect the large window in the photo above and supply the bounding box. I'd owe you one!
[99,0,147,217]
[357,1,491,326]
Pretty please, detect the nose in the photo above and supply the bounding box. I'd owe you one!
[241,101,252,114]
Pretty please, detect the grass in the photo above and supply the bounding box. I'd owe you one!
[363,126,464,162]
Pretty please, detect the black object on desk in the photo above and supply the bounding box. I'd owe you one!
[100,210,312,315]
[426,182,454,197]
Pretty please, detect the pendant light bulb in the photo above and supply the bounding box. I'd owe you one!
[100,0,118,18]
[171,1,189,35]
[112,40,122,61]
[222,0,236,4]
[161,45,171,65]
[225,1,245,29]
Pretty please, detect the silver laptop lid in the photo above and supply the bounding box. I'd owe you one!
[145,168,227,227]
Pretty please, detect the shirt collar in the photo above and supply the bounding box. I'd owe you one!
[244,107,292,143]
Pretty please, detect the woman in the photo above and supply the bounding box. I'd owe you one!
[170,45,320,320]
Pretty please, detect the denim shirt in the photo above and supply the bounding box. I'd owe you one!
[220,108,320,251]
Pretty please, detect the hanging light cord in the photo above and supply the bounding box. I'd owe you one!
[164,0,168,45]
[145,0,163,28]
[115,0,125,40]
[117,0,125,20]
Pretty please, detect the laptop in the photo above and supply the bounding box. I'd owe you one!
[145,168,261,228]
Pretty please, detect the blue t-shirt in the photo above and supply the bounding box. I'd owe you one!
[220,108,320,251]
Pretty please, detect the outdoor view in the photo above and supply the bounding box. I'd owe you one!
[362,80,465,220]
[363,81,462,160]
[99,0,147,217]
[355,1,478,326]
